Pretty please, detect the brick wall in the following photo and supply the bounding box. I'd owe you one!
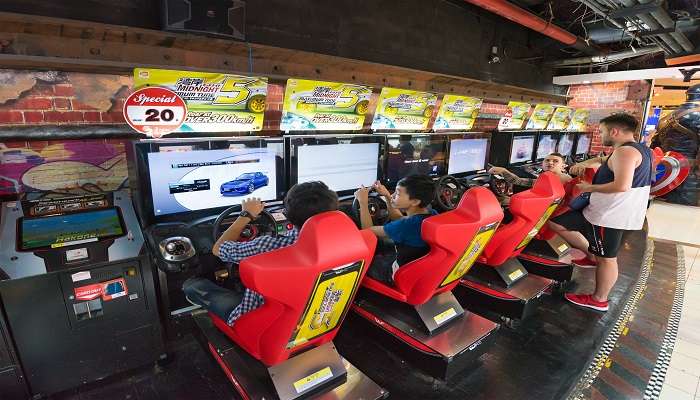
[567,81,651,154]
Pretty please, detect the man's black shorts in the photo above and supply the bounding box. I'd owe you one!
[550,209,624,258]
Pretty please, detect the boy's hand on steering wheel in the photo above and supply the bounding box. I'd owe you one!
[354,186,370,205]
[241,197,264,218]
[373,181,391,198]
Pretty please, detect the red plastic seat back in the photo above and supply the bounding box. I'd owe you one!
[479,172,565,266]
[391,187,504,305]
[216,211,377,366]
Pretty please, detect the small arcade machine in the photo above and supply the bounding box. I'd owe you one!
[0,191,165,398]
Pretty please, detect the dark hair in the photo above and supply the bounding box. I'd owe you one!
[600,113,639,133]
[397,175,435,208]
[546,152,566,162]
[284,181,339,228]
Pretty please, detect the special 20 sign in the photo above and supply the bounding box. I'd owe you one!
[124,87,187,137]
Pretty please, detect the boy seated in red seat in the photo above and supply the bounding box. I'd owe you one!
[354,175,437,284]
[182,181,339,326]
[488,152,572,205]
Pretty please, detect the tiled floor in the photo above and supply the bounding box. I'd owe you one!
[647,202,700,248]
[654,204,700,400]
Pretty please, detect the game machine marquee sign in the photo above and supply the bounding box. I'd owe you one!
[433,95,483,130]
[525,104,556,130]
[131,68,268,134]
[371,87,437,130]
[567,109,590,132]
[280,79,372,131]
[498,101,532,130]
[547,106,574,130]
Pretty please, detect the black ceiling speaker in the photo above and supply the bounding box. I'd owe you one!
[162,0,245,40]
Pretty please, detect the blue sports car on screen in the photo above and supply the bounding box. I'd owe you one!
[220,172,269,196]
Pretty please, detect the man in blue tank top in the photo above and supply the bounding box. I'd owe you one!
[549,113,653,312]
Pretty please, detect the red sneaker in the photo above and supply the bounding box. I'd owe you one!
[565,293,609,312]
[572,257,597,268]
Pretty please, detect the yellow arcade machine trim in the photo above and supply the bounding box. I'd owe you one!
[287,261,364,349]
[439,221,499,288]
[515,198,562,250]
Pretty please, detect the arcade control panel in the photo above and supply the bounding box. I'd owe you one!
[0,191,165,398]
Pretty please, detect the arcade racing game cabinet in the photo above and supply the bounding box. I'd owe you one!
[128,137,288,329]
[455,132,562,325]
[515,131,576,284]
[0,191,165,398]
[131,135,387,399]
[347,133,502,379]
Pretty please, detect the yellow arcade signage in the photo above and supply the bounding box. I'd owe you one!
[515,199,562,250]
[287,261,364,349]
[526,104,556,130]
[280,79,372,131]
[433,95,483,130]
[439,222,499,288]
[133,68,267,132]
[371,87,437,130]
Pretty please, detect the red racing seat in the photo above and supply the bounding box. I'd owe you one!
[362,187,503,306]
[209,211,377,366]
[478,172,565,267]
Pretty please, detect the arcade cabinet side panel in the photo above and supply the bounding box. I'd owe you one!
[0,304,28,399]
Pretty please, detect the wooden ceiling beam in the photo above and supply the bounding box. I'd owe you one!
[0,11,566,104]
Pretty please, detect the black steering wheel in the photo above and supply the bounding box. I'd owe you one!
[212,206,278,244]
[487,173,513,198]
[435,175,465,211]
[352,194,390,227]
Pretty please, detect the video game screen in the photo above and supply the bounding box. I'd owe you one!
[147,145,279,216]
[447,138,489,175]
[384,135,447,188]
[289,135,384,195]
[19,208,125,251]
[575,134,592,155]
[509,135,536,164]
[536,133,559,160]
[558,133,576,156]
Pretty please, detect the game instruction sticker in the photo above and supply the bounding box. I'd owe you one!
[498,101,531,130]
[433,95,483,130]
[567,109,590,132]
[371,87,437,130]
[134,68,267,132]
[525,104,556,130]
[287,261,363,349]
[280,79,372,131]
[547,106,574,130]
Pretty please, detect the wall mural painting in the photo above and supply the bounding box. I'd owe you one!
[0,140,129,199]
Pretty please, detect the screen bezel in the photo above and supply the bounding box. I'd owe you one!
[534,131,561,162]
[132,136,286,224]
[16,207,127,252]
[507,132,537,166]
[286,134,386,197]
[574,133,592,156]
[382,133,449,189]
[445,132,491,177]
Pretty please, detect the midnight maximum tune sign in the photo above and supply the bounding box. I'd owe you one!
[124,87,187,137]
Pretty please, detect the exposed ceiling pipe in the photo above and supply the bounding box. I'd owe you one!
[462,0,579,46]
[637,0,694,53]
[545,45,663,67]
[587,19,699,44]
[617,0,685,53]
